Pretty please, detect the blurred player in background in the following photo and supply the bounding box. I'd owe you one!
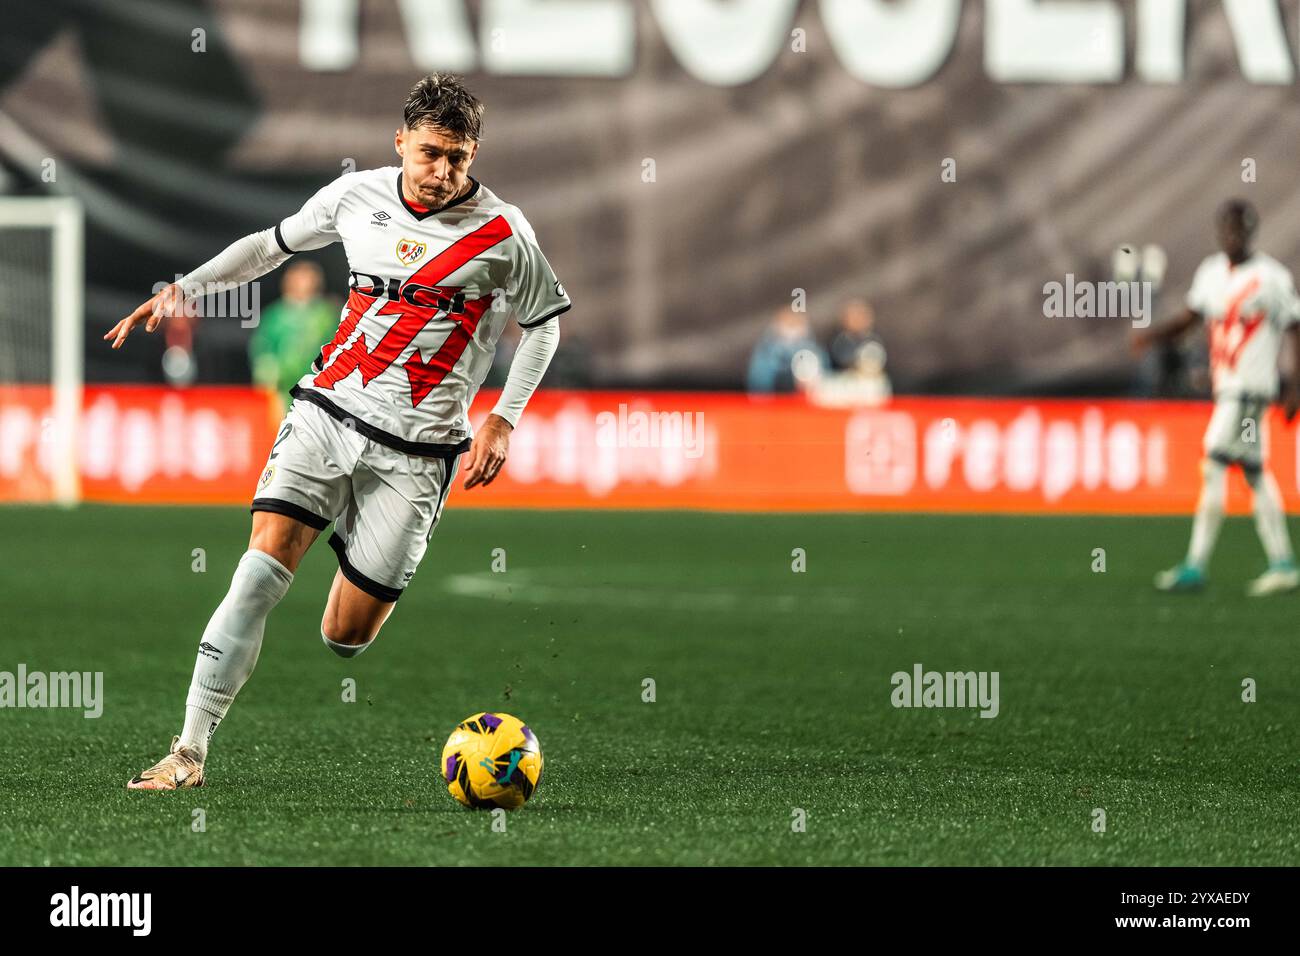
[103,73,570,789]
[1134,199,1300,595]
[249,259,339,408]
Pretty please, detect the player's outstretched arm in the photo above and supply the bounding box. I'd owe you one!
[104,282,187,350]
[103,227,294,350]
[1283,326,1300,422]
[1131,307,1201,356]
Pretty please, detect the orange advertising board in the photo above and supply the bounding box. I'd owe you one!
[464,392,1289,515]
[0,385,279,505]
[1,385,1293,514]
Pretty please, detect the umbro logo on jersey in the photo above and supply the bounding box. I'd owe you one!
[371,210,392,226]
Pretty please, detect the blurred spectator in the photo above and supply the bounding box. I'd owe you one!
[249,260,339,400]
[747,307,828,394]
[810,338,892,407]
[828,298,884,372]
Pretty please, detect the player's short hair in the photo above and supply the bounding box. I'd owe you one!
[403,73,484,142]
[1217,198,1259,235]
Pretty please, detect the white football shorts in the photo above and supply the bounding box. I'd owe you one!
[251,399,461,601]
[1203,394,1270,471]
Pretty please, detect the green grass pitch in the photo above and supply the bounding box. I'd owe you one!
[0,505,1296,866]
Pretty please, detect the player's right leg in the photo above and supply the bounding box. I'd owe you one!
[127,400,357,790]
[1156,457,1225,592]
[1157,401,1237,592]
[126,512,314,790]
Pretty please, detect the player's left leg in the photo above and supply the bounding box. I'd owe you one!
[1243,462,1299,596]
[318,446,461,656]
[320,570,395,657]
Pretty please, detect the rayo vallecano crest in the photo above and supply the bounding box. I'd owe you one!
[396,238,427,266]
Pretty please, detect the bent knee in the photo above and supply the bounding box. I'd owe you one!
[322,573,395,651]
[320,617,376,646]
[320,625,375,658]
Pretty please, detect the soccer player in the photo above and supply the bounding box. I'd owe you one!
[1134,199,1300,595]
[104,74,570,789]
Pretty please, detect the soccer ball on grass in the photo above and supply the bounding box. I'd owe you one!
[440,712,543,809]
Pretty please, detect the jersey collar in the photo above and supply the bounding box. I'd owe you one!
[396,173,480,221]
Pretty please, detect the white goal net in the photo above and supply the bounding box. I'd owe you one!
[0,197,83,504]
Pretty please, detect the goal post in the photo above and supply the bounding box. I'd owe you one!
[0,196,84,505]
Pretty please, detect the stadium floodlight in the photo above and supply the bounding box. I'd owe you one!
[0,196,84,505]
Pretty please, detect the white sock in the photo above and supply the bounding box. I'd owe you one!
[321,630,374,658]
[179,550,293,760]
[1186,460,1226,573]
[1247,468,1294,566]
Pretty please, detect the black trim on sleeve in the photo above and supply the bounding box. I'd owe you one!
[518,303,571,329]
[274,224,296,255]
[328,533,404,603]
[251,497,330,531]
[289,385,470,458]
[396,173,480,221]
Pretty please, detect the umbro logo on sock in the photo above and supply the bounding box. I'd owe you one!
[197,642,224,661]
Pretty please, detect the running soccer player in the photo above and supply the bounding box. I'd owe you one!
[1134,199,1300,596]
[105,74,570,789]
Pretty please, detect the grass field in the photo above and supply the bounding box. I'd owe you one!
[0,505,1297,866]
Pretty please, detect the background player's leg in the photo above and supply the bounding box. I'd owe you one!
[1159,458,1226,591]
[178,512,319,759]
[1186,459,1227,572]
[1242,465,1299,596]
[1244,466,1294,565]
[320,571,395,657]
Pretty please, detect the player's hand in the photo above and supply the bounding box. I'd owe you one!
[1129,328,1153,357]
[462,414,512,490]
[103,282,186,350]
[1284,385,1300,423]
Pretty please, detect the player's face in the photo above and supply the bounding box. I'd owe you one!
[395,125,478,208]
[1215,214,1253,262]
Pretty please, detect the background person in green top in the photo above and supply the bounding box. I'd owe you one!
[249,259,340,409]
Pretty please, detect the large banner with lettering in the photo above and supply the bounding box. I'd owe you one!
[4,385,1297,514]
[3,2,1299,393]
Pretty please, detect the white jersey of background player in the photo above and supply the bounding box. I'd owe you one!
[105,74,569,789]
[1136,199,1300,596]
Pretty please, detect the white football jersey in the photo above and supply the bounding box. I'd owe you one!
[1186,251,1300,399]
[277,166,570,454]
